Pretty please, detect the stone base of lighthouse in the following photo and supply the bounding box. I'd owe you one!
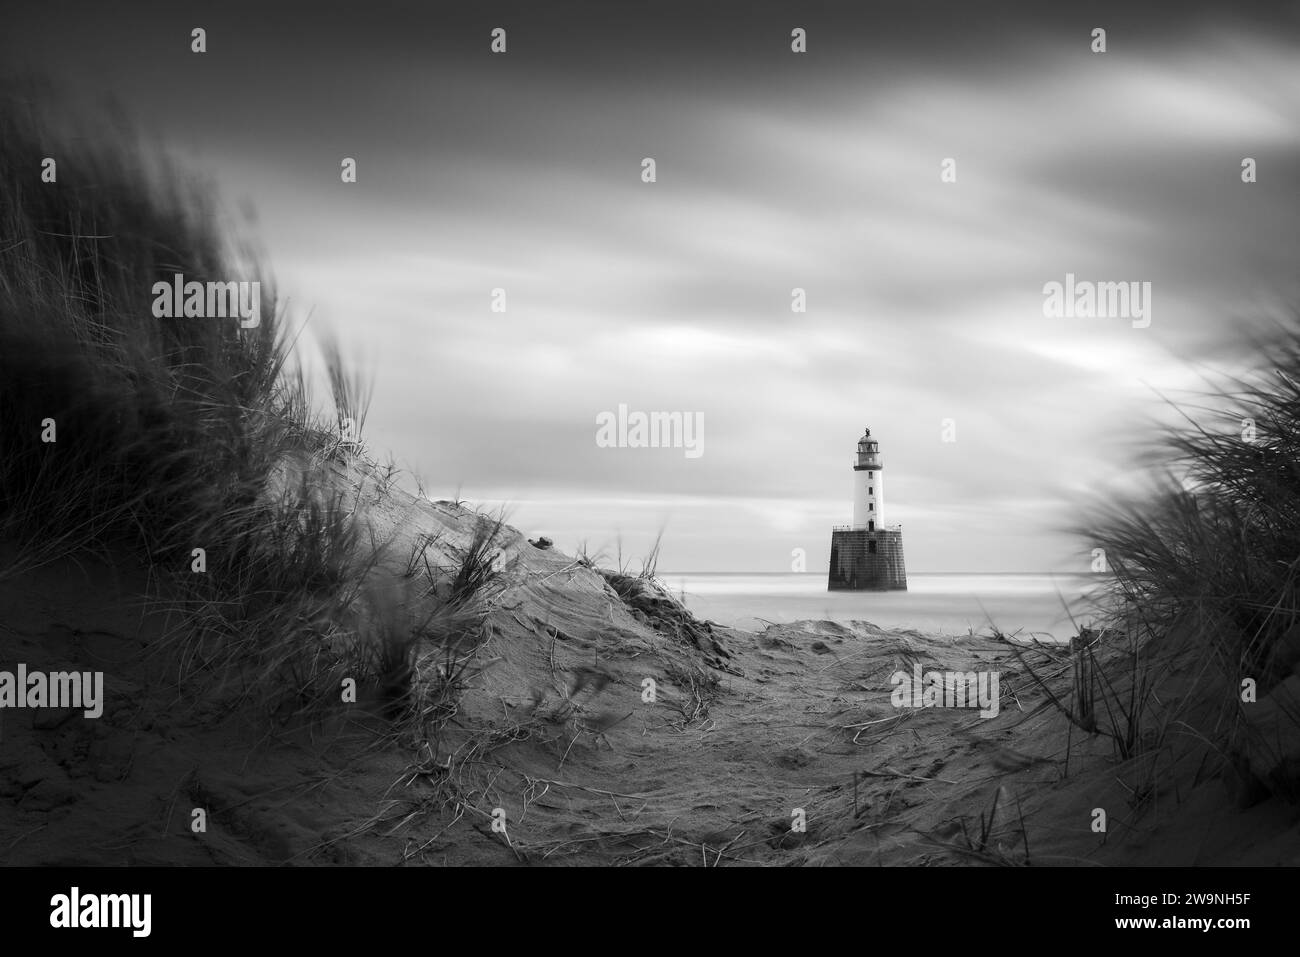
[827,528,907,591]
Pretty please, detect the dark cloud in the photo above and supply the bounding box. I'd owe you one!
[5,1,1299,570]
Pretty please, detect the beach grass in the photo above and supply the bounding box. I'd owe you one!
[0,87,488,726]
[1076,316,1300,797]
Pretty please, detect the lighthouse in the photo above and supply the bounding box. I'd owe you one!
[828,426,907,591]
[852,428,885,530]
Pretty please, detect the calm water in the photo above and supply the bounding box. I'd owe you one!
[662,572,1109,642]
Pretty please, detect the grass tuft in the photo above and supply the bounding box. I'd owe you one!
[1072,313,1300,797]
[0,87,480,728]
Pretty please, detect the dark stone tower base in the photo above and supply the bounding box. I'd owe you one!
[827,528,907,591]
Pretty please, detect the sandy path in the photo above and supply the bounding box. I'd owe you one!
[4,488,1299,866]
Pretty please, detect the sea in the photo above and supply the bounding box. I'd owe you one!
[661,572,1108,642]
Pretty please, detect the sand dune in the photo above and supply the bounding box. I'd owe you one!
[4,461,1296,866]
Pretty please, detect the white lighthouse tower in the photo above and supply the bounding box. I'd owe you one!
[829,425,906,591]
[852,427,884,531]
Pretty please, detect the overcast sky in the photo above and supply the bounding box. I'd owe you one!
[6,1,1300,571]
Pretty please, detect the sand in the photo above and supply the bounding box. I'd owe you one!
[3,467,1299,867]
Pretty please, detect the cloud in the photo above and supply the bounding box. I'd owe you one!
[5,1,1298,569]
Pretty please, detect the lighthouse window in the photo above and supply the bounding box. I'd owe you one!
[868,487,873,494]
[868,503,874,511]
[868,471,873,478]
